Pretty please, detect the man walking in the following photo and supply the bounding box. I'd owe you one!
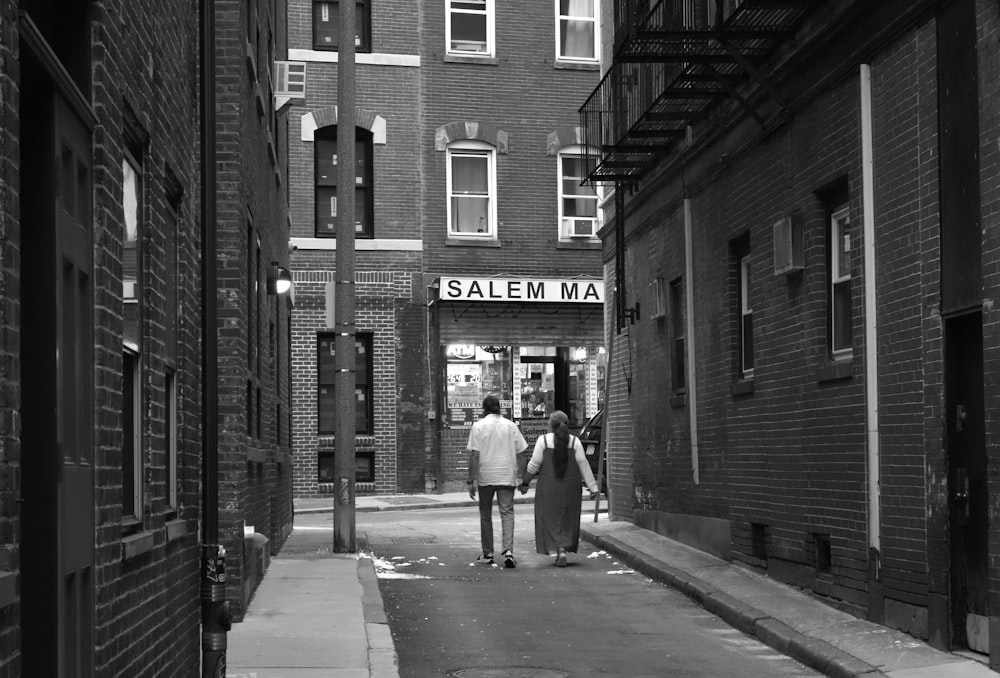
[467,394,528,568]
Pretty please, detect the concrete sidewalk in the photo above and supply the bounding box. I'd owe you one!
[580,521,998,678]
[229,491,997,678]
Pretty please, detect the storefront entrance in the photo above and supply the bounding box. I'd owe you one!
[444,344,605,437]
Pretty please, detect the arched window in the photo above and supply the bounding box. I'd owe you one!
[447,140,497,238]
[315,126,374,238]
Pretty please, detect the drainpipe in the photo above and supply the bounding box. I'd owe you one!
[860,63,881,571]
[684,198,699,485]
[200,0,231,675]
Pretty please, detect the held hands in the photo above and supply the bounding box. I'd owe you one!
[518,483,529,495]
[589,490,599,500]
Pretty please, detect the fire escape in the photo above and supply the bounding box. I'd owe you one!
[581,0,825,183]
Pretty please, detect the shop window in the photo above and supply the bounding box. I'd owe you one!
[313,1,371,52]
[670,277,686,394]
[315,126,374,238]
[318,333,373,434]
[558,147,600,240]
[446,0,493,57]
[318,449,375,483]
[556,0,598,63]
[829,205,852,357]
[445,344,512,427]
[447,141,496,239]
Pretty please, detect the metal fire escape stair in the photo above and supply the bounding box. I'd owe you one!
[581,0,825,183]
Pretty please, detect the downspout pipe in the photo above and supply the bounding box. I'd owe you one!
[684,198,699,485]
[860,63,881,570]
[200,0,230,674]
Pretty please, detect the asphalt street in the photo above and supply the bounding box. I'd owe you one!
[298,506,824,678]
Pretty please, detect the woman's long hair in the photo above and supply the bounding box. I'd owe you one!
[549,410,571,479]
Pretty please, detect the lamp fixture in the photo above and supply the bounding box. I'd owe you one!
[267,261,292,295]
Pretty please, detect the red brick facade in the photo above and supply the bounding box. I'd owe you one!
[0,0,292,674]
[599,0,1000,663]
[287,0,603,497]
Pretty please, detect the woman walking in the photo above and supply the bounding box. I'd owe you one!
[520,410,600,567]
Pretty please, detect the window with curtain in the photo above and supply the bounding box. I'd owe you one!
[557,0,598,62]
[447,0,493,56]
[447,141,496,238]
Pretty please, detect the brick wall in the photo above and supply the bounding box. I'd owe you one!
[611,4,963,635]
[216,0,293,621]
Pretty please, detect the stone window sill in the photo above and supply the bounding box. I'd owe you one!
[122,530,155,561]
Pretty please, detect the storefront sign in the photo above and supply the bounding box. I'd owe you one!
[440,277,604,304]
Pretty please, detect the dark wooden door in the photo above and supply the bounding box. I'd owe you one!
[21,73,95,677]
[946,312,988,652]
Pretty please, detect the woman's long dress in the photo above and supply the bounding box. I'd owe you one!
[533,438,586,555]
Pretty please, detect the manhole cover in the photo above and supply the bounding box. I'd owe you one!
[451,669,568,678]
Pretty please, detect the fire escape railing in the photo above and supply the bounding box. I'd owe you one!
[582,0,824,183]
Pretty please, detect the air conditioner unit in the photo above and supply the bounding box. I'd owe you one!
[274,61,307,112]
[566,218,596,238]
[773,214,803,276]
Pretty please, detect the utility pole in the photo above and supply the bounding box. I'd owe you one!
[333,0,357,553]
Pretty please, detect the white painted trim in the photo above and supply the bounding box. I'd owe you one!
[288,48,420,67]
[860,63,881,561]
[290,237,423,251]
[301,110,386,144]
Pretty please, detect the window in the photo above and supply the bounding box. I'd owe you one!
[829,205,852,356]
[556,0,598,62]
[315,127,374,238]
[447,0,493,57]
[313,1,370,52]
[318,333,373,434]
[318,449,375,483]
[558,148,599,239]
[122,150,143,521]
[670,277,686,393]
[447,141,496,238]
[736,240,753,378]
[165,369,177,510]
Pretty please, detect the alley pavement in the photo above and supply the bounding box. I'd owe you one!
[228,491,998,678]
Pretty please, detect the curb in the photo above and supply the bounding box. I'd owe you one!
[296,496,545,515]
[358,556,400,678]
[580,530,888,678]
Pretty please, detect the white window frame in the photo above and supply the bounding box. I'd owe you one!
[830,205,852,357]
[446,140,497,239]
[555,0,599,64]
[557,145,600,240]
[446,0,494,57]
[739,253,754,378]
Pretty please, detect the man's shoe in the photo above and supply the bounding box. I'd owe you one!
[503,551,516,568]
[477,554,494,565]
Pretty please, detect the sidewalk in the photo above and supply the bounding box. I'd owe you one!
[228,492,998,678]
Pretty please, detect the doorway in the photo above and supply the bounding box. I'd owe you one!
[945,311,988,653]
[20,43,96,677]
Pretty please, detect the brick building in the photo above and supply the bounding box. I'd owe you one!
[585,0,1000,665]
[287,1,603,498]
[0,0,292,675]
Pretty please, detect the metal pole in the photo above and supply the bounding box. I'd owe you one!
[334,0,357,553]
[200,0,230,674]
